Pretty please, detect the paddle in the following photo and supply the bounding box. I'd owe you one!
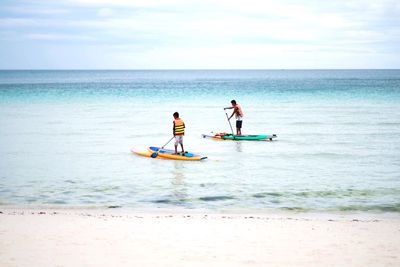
[224,109,235,137]
[151,136,174,158]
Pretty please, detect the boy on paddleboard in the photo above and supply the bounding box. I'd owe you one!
[173,112,185,155]
[224,100,244,135]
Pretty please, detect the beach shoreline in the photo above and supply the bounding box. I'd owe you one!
[1,207,399,267]
[1,205,400,220]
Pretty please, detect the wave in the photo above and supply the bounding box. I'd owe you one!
[337,204,400,212]
[376,122,400,126]
[278,152,355,159]
[252,188,400,199]
[149,195,236,205]
[199,196,235,202]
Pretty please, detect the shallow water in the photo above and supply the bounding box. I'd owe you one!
[0,70,399,212]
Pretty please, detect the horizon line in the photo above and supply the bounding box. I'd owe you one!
[1,68,399,71]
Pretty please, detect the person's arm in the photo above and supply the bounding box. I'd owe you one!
[173,121,175,136]
[224,106,233,120]
[228,108,238,120]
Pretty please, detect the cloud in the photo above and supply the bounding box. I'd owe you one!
[0,0,399,68]
[97,8,114,17]
[5,6,69,15]
[65,0,186,8]
[25,33,94,41]
[0,18,41,28]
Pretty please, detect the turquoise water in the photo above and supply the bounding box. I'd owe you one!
[0,70,399,212]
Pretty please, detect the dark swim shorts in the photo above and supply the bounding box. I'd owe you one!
[236,120,242,129]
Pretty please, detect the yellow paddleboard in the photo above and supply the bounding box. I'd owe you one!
[147,147,207,161]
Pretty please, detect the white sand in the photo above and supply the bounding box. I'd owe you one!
[1,209,400,267]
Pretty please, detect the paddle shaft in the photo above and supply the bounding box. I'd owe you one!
[225,110,235,136]
[151,136,174,158]
[162,136,174,149]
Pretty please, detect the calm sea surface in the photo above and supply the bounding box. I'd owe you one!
[0,70,399,213]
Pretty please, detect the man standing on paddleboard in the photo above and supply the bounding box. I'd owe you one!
[224,100,244,135]
[173,112,185,155]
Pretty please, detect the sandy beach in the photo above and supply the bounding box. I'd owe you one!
[0,209,399,267]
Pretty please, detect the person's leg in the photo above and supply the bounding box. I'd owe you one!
[236,120,242,135]
[180,136,184,153]
[174,137,178,154]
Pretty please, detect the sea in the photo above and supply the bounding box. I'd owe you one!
[0,70,399,213]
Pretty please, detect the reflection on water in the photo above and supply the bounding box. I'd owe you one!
[171,161,187,201]
[235,141,242,152]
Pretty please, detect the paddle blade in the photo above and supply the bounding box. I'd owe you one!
[150,152,158,158]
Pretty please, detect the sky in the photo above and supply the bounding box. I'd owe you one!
[0,0,399,69]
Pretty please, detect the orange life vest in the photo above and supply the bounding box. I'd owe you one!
[174,118,185,136]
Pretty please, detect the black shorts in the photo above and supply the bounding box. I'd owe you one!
[236,120,242,129]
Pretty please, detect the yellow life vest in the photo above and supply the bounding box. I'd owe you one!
[174,118,185,135]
